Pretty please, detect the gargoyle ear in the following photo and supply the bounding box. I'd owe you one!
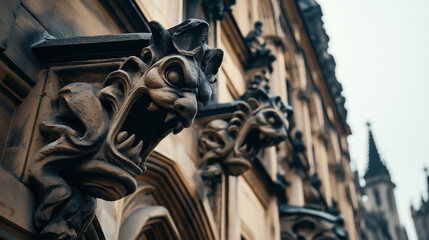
[149,21,173,55]
[202,48,224,83]
[119,56,146,83]
[171,19,210,56]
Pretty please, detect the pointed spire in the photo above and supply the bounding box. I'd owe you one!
[364,122,391,180]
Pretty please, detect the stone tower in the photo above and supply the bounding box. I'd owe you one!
[363,124,407,240]
[411,168,429,240]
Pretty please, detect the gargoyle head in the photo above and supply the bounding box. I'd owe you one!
[81,19,224,198]
[228,91,292,172]
[199,89,292,176]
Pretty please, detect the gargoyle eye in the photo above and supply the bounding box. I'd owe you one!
[165,65,183,87]
[266,112,282,127]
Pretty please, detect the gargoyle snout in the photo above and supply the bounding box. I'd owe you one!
[174,92,197,127]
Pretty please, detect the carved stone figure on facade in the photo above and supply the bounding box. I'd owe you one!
[25,19,223,239]
[290,130,309,171]
[245,21,276,71]
[245,21,267,56]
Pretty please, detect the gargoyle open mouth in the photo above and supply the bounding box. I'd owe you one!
[236,124,286,158]
[108,92,185,177]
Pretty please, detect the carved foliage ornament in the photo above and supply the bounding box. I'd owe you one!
[26,19,223,239]
[199,88,292,176]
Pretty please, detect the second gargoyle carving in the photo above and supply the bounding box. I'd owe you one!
[25,19,223,239]
[199,85,292,176]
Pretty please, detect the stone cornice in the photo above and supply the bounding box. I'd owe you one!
[294,0,349,135]
[32,33,151,63]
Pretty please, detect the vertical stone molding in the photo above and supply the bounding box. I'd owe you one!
[22,19,223,239]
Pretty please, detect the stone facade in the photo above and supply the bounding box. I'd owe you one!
[0,0,362,239]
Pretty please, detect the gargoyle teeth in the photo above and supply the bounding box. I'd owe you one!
[239,144,247,152]
[173,122,184,134]
[116,131,128,143]
[117,134,135,150]
[124,140,143,160]
[164,113,176,123]
[147,102,159,111]
[134,156,143,166]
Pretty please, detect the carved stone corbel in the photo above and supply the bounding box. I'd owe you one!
[279,204,348,240]
[25,19,223,239]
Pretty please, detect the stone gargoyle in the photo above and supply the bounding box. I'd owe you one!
[24,19,223,239]
[199,84,292,176]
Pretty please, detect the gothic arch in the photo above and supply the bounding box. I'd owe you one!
[119,204,180,240]
[118,151,217,240]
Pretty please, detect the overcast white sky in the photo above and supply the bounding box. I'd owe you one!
[318,1,429,239]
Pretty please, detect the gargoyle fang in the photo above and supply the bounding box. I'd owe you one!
[116,131,128,143]
[124,140,143,160]
[117,134,135,150]
[173,122,185,135]
[147,102,159,111]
